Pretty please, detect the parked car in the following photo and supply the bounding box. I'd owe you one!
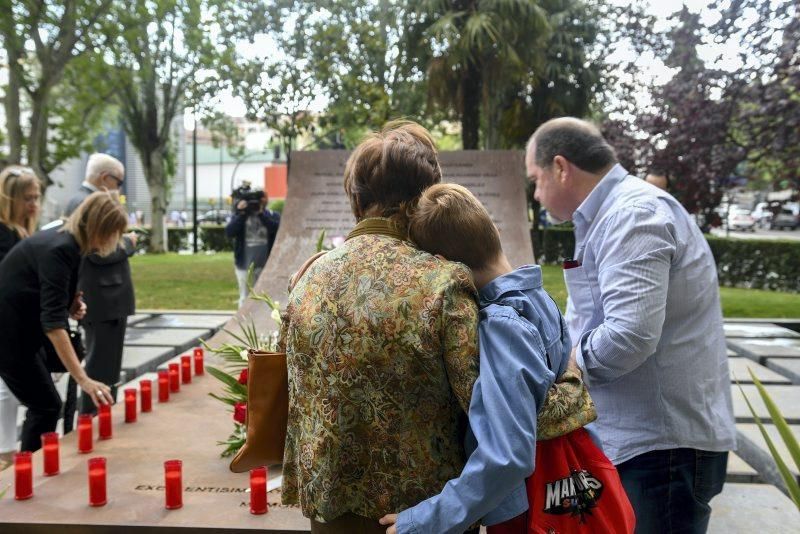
[726,207,756,232]
[197,209,232,224]
[771,208,800,230]
[751,202,774,228]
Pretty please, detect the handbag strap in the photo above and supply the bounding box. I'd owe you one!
[288,251,326,293]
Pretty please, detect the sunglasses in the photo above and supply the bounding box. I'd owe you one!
[6,167,35,178]
[106,173,124,186]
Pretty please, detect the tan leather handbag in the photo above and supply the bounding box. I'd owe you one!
[228,251,326,473]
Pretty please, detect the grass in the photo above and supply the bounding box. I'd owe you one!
[131,253,800,318]
[131,253,239,310]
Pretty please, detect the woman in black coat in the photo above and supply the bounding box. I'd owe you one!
[0,166,41,463]
[0,191,127,451]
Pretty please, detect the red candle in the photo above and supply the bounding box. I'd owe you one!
[250,466,268,514]
[168,363,180,393]
[41,432,60,476]
[140,379,152,412]
[164,459,183,509]
[98,403,112,440]
[158,370,170,402]
[78,414,93,453]
[193,347,204,375]
[14,451,33,500]
[124,388,137,423]
[180,355,192,384]
[88,457,107,506]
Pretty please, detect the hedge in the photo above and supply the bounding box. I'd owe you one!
[533,227,800,292]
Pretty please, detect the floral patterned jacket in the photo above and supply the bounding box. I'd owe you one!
[280,218,479,522]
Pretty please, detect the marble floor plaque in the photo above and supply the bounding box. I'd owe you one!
[124,328,211,350]
[727,358,791,385]
[731,384,800,424]
[736,423,800,490]
[122,346,176,380]
[723,323,800,339]
[725,453,760,484]
[708,483,798,533]
[728,338,800,364]
[133,314,229,330]
[766,358,800,384]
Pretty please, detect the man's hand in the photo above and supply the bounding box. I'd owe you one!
[379,514,398,534]
[237,199,247,210]
[69,291,86,321]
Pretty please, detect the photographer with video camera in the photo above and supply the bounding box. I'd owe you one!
[225,181,280,307]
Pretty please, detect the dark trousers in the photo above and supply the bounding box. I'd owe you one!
[310,513,386,534]
[617,448,728,534]
[79,318,127,415]
[0,350,62,452]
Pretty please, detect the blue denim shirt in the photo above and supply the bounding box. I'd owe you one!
[568,164,736,464]
[395,265,570,534]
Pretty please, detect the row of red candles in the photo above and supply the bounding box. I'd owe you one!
[9,348,269,514]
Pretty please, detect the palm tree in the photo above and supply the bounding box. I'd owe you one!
[419,0,549,149]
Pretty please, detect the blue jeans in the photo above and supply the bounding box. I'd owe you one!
[617,448,728,534]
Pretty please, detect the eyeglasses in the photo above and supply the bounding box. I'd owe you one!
[106,173,124,187]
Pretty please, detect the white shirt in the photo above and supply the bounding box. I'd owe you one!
[568,164,737,464]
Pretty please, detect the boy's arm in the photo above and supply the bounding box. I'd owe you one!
[395,310,556,534]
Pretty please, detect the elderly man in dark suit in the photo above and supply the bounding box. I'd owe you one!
[66,153,137,414]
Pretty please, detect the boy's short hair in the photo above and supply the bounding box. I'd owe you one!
[409,183,502,270]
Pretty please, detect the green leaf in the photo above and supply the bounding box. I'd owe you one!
[737,378,800,509]
[748,368,800,482]
[206,366,248,397]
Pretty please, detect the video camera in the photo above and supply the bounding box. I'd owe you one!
[232,182,266,215]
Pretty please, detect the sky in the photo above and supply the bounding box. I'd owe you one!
[195,0,743,124]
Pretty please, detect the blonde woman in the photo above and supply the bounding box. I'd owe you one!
[0,166,41,467]
[0,191,126,452]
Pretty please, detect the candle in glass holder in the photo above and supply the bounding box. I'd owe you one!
[98,403,112,440]
[78,414,93,453]
[250,466,268,514]
[164,459,183,509]
[88,457,107,506]
[14,451,33,500]
[41,432,60,476]
[180,355,192,384]
[140,379,152,412]
[124,388,137,423]
[158,370,170,402]
[193,347,204,375]
[168,363,180,393]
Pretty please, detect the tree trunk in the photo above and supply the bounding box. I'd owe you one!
[27,91,53,187]
[144,150,169,253]
[461,60,481,149]
[3,44,24,164]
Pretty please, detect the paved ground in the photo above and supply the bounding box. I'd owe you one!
[9,313,800,527]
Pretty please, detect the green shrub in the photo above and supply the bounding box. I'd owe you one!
[199,225,234,252]
[534,228,800,292]
[129,227,191,253]
[268,198,285,213]
[533,227,576,264]
[706,237,800,292]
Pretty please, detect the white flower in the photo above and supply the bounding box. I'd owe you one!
[240,349,248,361]
[271,307,282,324]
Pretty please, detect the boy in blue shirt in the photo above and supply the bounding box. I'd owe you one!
[379,182,576,534]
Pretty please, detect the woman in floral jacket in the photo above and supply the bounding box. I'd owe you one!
[280,121,480,533]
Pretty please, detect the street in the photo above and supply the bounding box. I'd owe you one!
[711,226,800,241]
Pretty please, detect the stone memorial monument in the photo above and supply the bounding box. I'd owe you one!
[212,149,533,344]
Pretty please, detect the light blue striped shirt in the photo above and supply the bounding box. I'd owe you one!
[568,164,736,465]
